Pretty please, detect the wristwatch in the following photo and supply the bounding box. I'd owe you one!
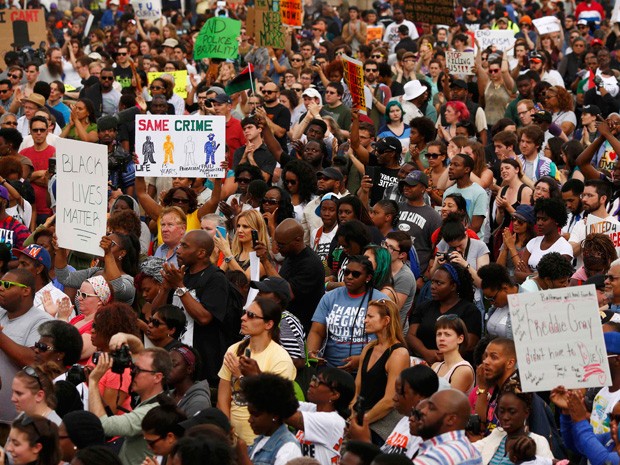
[224,256,235,263]
[476,387,487,396]
[174,287,188,297]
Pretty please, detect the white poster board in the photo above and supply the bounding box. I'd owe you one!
[131,0,162,20]
[532,16,562,34]
[446,51,475,75]
[135,115,226,178]
[55,139,108,257]
[508,285,611,392]
[613,0,620,24]
[475,29,516,51]
[586,215,620,256]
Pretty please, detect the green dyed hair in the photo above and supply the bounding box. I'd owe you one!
[365,245,393,289]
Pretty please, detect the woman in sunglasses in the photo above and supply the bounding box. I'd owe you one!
[145,304,186,351]
[11,366,62,425]
[217,297,296,444]
[6,415,60,465]
[259,186,295,239]
[476,56,513,129]
[34,320,83,374]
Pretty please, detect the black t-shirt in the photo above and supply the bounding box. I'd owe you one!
[367,165,400,206]
[279,246,326,332]
[265,103,291,153]
[113,66,134,89]
[233,143,277,176]
[408,299,482,352]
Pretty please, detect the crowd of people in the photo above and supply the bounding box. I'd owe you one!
[0,0,619,464]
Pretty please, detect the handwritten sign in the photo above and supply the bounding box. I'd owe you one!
[342,55,366,115]
[194,17,241,61]
[586,215,620,256]
[147,70,188,98]
[56,139,108,257]
[0,10,47,68]
[367,26,383,44]
[446,51,475,75]
[475,29,516,51]
[135,115,226,178]
[281,0,302,27]
[131,0,162,20]
[403,0,454,27]
[508,285,610,392]
[532,16,562,34]
[255,8,287,48]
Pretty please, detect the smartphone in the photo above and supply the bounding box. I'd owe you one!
[48,157,56,175]
[251,229,259,248]
[216,226,227,238]
[353,396,365,425]
[244,348,251,358]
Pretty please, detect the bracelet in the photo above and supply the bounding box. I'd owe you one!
[512,254,519,259]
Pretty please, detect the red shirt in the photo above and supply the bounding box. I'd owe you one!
[226,117,246,166]
[20,145,55,216]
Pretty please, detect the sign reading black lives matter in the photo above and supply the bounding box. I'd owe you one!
[404,0,455,26]
[56,139,108,257]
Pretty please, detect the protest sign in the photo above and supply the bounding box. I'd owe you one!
[475,29,516,51]
[0,9,47,68]
[532,16,562,34]
[281,0,302,27]
[255,8,287,49]
[131,0,162,20]
[403,0,454,26]
[342,55,366,115]
[147,70,188,98]
[56,139,108,257]
[586,215,620,256]
[508,285,610,392]
[613,0,620,23]
[194,17,240,61]
[135,115,226,178]
[367,26,383,44]
[446,51,475,75]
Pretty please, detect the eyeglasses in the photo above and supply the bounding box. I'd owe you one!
[34,341,55,352]
[325,90,338,95]
[242,309,266,320]
[365,68,378,73]
[262,198,279,205]
[605,275,620,281]
[292,87,303,92]
[381,240,401,253]
[22,365,43,390]
[131,365,158,376]
[171,197,190,204]
[118,52,128,56]
[150,86,164,91]
[284,178,297,186]
[147,318,164,328]
[31,128,47,133]
[262,89,277,94]
[427,153,443,159]
[77,290,99,299]
[489,68,500,74]
[371,54,383,59]
[310,374,333,389]
[0,280,27,289]
[3,121,17,126]
[343,268,363,278]
[144,436,164,448]
[8,74,20,79]
[484,288,501,303]
[291,58,303,62]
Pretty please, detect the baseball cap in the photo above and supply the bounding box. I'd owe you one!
[605,332,620,355]
[512,205,535,225]
[179,408,231,433]
[519,15,532,25]
[302,88,322,100]
[210,94,232,104]
[374,136,402,154]
[207,86,226,96]
[14,245,52,271]
[314,192,341,216]
[317,167,344,181]
[162,38,179,48]
[532,110,552,123]
[399,170,429,190]
[0,185,8,202]
[577,19,589,26]
[592,38,604,46]
[250,277,292,301]
[583,104,602,116]
[450,79,468,90]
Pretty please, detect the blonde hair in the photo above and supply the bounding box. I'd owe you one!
[231,210,271,257]
[160,206,187,225]
[367,299,405,348]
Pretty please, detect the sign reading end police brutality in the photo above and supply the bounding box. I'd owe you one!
[56,139,108,257]
[135,115,226,178]
[508,285,611,392]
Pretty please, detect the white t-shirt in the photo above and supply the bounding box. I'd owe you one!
[380,416,422,459]
[311,226,338,265]
[295,402,346,464]
[590,387,620,434]
[570,215,620,249]
[249,437,301,465]
[525,236,573,270]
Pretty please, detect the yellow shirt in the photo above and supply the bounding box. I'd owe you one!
[156,210,201,245]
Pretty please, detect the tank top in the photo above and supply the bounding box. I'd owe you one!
[433,360,475,394]
[484,83,511,126]
[360,343,406,408]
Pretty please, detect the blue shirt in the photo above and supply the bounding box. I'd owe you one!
[414,430,482,465]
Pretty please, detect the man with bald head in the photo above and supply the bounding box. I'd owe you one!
[413,389,482,464]
[153,229,233,385]
[257,218,325,331]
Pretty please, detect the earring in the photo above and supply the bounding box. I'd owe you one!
[272,417,277,422]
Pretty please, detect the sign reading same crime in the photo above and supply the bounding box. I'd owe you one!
[135,115,226,178]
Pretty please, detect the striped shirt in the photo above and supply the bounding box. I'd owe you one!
[414,430,483,465]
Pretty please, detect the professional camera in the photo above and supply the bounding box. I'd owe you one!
[66,364,87,387]
[17,41,46,67]
[92,345,133,375]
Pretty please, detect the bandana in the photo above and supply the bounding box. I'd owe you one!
[86,275,112,304]
[174,346,196,367]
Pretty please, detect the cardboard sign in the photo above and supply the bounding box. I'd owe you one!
[0,9,47,68]
[586,215,620,256]
[147,70,188,98]
[367,26,384,44]
[403,0,454,27]
[135,115,226,178]
[532,16,562,34]
[280,0,302,27]
[508,285,611,392]
[131,0,162,20]
[56,139,108,257]
[194,17,241,60]
[342,55,366,115]
[446,51,475,75]
[475,29,516,51]
[255,8,287,48]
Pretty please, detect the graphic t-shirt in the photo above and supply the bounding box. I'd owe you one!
[296,403,346,464]
[0,216,30,251]
[590,387,620,434]
[380,416,422,459]
[397,203,442,273]
[311,226,338,275]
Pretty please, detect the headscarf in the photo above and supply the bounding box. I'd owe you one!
[139,256,165,283]
[86,275,112,304]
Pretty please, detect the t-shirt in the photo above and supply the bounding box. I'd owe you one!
[569,215,620,249]
[113,66,133,89]
[0,307,53,423]
[323,103,352,131]
[218,340,296,444]
[102,89,122,116]
[590,387,620,433]
[397,203,442,273]
[443,183,489,241]
[525,236,573,270]
[232,143,277,175]
[20,144,55,216]
[311,226,338,275]
[368,166,400,206]
[393,265,416,327]
[265,103,291,153]
[0,216,30,251]
[225,117,246,164]
[296,402,346,464]
[311,287,388,367]
[380,416,423,458]
[280,310,306,360]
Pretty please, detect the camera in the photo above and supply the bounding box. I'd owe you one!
[92,345,133,375]
[66,364,86,386]
[438,252,451,262]
[594,76,604,88]
[466,414,482,435]
[17,41,46,68]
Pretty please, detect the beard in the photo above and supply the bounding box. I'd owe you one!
[417,415,444,440]
[48,61,63,76]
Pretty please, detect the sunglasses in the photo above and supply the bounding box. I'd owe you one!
[0,280,27,289]
[437,313,460,321]
[100,76,114,81]
[147,318,164,328]
[242,309,266,320]
[150,86,164,91]
[263,90,277,94]
[427,153,443,159]
[118,52,128,56]
[34,341,55,352]
[484,288,501,303]
[23,365,43,390]
[371,54,383,58]
[31,128,47,133]
[284,179,297,186]
[489,68,500,74]
[171,197,190,204]
[310,374,333,388]
[292,87,303,92]
[77,290,98,299]
[3,121,17,126]
[291,58,303,62]
[262,198,279,205]
[343,268,363,278]
[8,74,20,79]
[0,89,10,94]
[236,177,251,184]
